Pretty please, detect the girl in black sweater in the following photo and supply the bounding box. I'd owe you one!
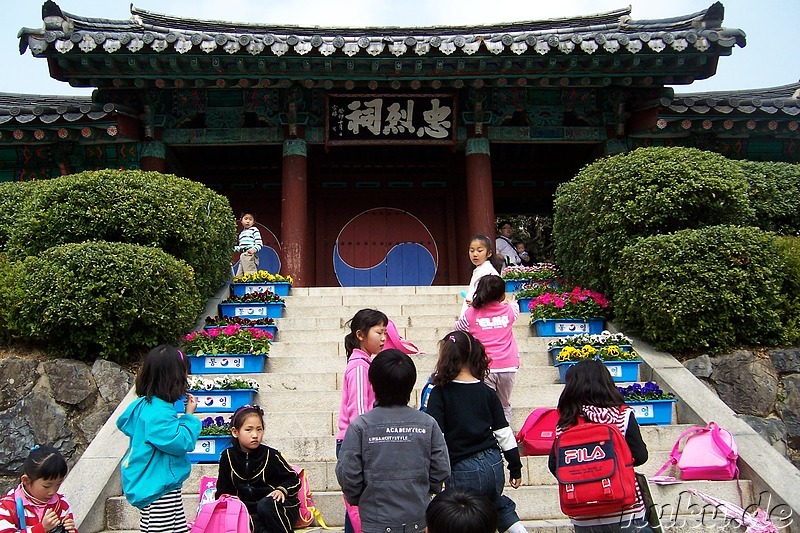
[215,405,300,533]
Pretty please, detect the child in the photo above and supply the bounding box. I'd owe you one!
[336,308,388,533]
[425,331,526,533]
[215,405,300,533]
[235,210,263,276]
[454,274,520,424]
[0,446,77,533]
[426,488,498,533]
[460,235,502,318]
[116,345,201,533]
[336,349,450,533]
[515,242,533,267]
[547,360,651,532]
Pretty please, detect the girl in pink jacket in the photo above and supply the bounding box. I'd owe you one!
[455,274,520,425]
[336,308,388,533]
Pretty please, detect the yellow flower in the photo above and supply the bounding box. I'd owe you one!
[580,345,597,358]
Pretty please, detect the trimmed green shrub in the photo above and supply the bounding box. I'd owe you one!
[553,147,754,295]
[611,226,785,353]
[739,160,800,235]
[775,236,800,345]
[6,170,237,297]
[0,181,35,252]
[3,242,202,362]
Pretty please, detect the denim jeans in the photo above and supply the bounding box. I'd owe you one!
[336,440,355,533]
[448,446,520,532]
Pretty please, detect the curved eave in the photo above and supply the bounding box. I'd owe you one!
[20,2,745,61]
[656,82,800,117]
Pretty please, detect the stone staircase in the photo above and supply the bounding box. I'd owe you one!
[103,286,754,532]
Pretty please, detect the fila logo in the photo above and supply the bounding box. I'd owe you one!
[564,446,606,464]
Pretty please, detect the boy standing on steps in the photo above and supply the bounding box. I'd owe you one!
[336,349,451,533]
[235,210,262,275]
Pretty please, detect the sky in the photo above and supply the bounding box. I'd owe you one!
[2,0,798,97]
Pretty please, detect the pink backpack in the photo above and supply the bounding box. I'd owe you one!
[383,319,420,354]
[653,421,738,481]
[516,408,559,456]
[190,494,250,533]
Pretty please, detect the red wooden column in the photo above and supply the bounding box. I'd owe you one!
[139,141,166,172]
[465,137,495,239]
[281,139,312,287]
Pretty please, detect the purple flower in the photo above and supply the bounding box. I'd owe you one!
[202,417,214,428]
[215,416,226,426]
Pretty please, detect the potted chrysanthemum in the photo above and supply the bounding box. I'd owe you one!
[231,269,293,297]
[617,381,677,426]
[529,286,610,337]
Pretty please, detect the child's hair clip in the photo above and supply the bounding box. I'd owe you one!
[30,445,40,451]
[449,335,456,343]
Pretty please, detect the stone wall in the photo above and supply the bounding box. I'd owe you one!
[0,356,133,492]
[684,347,800,469]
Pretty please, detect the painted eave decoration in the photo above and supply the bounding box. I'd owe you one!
[0,92,139,143]
[20,1,744,61]
[636,82,800,137]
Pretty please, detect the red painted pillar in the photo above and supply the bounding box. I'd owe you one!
[465,137,495,239]
[139,141,166,172]
[281,139,311,287]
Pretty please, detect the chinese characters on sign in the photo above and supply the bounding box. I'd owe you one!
[327,95,456,145]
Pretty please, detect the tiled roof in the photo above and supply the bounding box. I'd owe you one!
[20,1,745,59]
[0,92,132,125]
[663,82,800,116]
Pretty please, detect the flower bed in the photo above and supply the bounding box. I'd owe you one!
[232,270,294,285]
[182,325,273,356]
[547,331,633,350]
[618,382,677,425]
[204,316,277,337]
[551,345,642,382]
[502,264,561,292]
[528,286,610,321]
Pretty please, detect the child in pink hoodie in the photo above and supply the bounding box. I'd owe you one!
[454,275,520,425]
[336,308,388,533]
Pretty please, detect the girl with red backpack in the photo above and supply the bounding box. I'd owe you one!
[548,360,653,532]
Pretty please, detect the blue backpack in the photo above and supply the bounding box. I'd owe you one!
[419,376,434,412]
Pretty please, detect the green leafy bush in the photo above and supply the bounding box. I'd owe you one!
[774,236,800,345]
[0,181,35,252]
[3,242,202,362]
[738,160,800,235]
[553,147,753,295]
[6,170,237,297]
[611,226,785,353]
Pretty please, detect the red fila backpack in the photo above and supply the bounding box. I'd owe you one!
[554,418,637,517]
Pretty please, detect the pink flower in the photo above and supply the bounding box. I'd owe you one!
[554,296,565,308]
[223,324,239,336]
[184,332,197,342]
[206,327,221,338]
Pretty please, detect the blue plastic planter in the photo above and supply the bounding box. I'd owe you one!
[230,282,291,297]
[554,359,642,383]
[626,399,677,425]
[548,345,633,359]
[532,318,604,337]
[504,280,525,292]
[517,298,532,313]
[188,353,267,374]
[189,436,231,463]
[219,302,285,319]
[174,389,256,413]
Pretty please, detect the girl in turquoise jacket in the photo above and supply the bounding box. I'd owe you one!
[116,345,201,533]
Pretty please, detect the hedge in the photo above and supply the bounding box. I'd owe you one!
[775,236,800,345]
[611,226,785,353]
[0,181,36,252]
[6,170,237,297]
[553,147,753,295]
[3,242,202,362]
[739,160,800,235]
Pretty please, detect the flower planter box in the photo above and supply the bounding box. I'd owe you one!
[532,318,604,337]
[219,302,285,319]
[174,389,256,413]
[548,345,633,359]
[188,354,267,374]
[518,298,532,313]
[504,280,526,292]
[204,324,277,337]
[626,399,677,425]
[189,435,231,464]
[231,282,291,297]
[553,360,642,383]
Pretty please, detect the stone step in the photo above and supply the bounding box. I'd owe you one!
[284,293,462,307]
[183,437,702,492]
[262,346,554,366]
[105,479,753,530]
[273,324,545,344]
